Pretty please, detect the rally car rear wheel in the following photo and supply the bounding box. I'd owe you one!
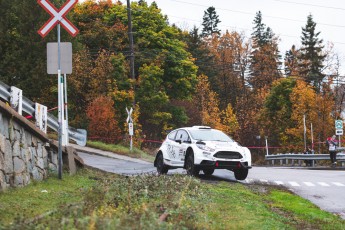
[156,153,169,175]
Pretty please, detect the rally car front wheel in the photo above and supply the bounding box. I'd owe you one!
[185,153,199,176]
[234,168,248,180]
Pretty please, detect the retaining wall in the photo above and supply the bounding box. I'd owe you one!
[0,101,57,190]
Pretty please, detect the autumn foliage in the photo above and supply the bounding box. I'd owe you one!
[86,96,121,143]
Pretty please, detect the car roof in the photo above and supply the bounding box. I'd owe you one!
[177,126,213,131]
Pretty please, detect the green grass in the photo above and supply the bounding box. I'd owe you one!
[1,168,345,229]
[86,140,155,162]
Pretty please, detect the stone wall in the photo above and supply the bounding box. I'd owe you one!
[0,101,58,190]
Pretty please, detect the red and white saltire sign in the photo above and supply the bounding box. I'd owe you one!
[37,0,79,38]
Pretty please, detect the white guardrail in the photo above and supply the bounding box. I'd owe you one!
[0,81,86,146]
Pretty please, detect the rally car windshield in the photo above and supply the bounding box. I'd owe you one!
[189,129,234,142]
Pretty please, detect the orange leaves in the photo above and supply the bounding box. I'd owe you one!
[86,96,121,143]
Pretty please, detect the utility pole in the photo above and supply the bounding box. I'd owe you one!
[126,0,135,106]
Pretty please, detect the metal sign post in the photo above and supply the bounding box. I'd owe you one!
[126,107,133,151]
[38,0,79,179]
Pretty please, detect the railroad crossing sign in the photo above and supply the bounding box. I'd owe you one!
[37,0,79,38]
[126,107,133,123]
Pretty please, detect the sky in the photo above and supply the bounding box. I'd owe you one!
[141,0,345,75]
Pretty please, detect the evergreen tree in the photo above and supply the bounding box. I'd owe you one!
[201,6,221,37]
[299,14,326,90]
[284,45,300,77]
[184,26,217,86]
[249,11,282,90]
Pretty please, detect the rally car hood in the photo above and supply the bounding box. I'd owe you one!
[198,141,243,151]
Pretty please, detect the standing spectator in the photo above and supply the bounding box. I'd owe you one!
[327,135,338,167]
[304,146,312,166]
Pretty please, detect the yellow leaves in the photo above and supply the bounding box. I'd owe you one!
[222,104,239,136]
[286,80,335,148]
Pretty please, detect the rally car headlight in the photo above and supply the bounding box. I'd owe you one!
[196,144,215,152]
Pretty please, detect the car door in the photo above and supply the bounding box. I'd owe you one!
[165,130,177,160]
[174,130,190,163]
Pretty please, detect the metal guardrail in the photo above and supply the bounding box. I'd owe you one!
[0,81,86,146]
[265,153,345,161]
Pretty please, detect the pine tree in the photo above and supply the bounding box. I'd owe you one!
[201,6,221,37]
[284,45,300,77]
[299,14,326,91]
[249,11,282,90]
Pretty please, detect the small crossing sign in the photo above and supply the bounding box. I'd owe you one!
[126,107,133,123]
[335,120,343,129]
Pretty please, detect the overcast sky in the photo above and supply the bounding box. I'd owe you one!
[141,0,344,75]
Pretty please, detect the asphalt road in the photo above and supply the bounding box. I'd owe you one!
[77,150,345,219]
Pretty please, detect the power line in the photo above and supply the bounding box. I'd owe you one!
[273,0,345,11]
[170,0,345,29]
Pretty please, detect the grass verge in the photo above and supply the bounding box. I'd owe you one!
[0,169,344,229]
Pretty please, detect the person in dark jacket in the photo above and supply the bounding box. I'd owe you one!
[327,135,338,167]
[304,146,312,166]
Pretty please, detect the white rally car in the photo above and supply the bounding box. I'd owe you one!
[154,126,252,180]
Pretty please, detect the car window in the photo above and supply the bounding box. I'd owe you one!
[168,130,177,140]
[189,129,234,142]
[176,130,190,142]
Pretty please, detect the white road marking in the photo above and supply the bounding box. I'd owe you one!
[332,182,345,187]
[318,182,330,187]
[289,181,300,187]
[304,182,315,187]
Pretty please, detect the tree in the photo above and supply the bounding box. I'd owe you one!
[249,11,282,90]
[136,63,170,138]
[184,26,217,83]
[86,95,121,143]
[299,14,326,90]
[194,75,223,130]
[222,103,239,137]
[208,30,250,109]
[284,45,300,77]
[286,80,334,151]
[201,6,221,37]
[259,78,296,148]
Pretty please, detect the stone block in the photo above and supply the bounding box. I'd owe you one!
[13,157,25,174]
[14,174,24,187]
[12,140,20,157]
[4,140,13,173]
[31,166,42,181]
[43,148,48,168]
[8,123,15,142]
[0,115,9,139]
[0,134,5,153]
[25,132,32,146]
[36,158,44,170]
[49,163,57,172]
[0,153,3,171]
[0,170,6,190]
[23,173,30,185]
[37,142,43,158]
